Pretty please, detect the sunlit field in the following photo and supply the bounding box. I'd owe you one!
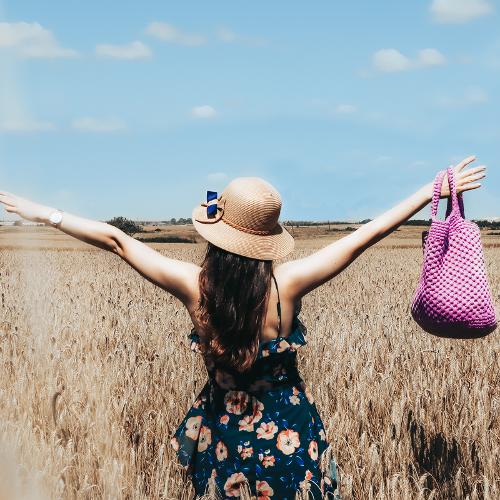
[0,226,498,499]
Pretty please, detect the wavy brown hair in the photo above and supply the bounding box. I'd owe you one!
[194,242,274,373]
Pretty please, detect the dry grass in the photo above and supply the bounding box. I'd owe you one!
[0,226,498,499]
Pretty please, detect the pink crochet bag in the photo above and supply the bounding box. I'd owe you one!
[411,166,497,338]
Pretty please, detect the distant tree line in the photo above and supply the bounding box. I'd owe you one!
[475,220,500,229]
[105,216,196,237]
[106,217,144,236]
[104,216,500,237]
[282,220,364,227]
[162,218,193,225]
[138,235,195,243]
[283,219,500,229]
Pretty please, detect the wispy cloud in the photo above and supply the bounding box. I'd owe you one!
[482,39,500,70]
[372,48,446,72]
[215,27,267,47]
[436,86,489,107]
[375,155,393,163]
[145,22,266,47]
[334,104,357,114]
[146,22,206,46]
[418,48,447,66]
[411,160,429,168]
[191,105,217,119]
[72,117,127,132]
[0,58,56,133]
[95,41,151,60]
[0,119,55,132]
[373,49,412,72]
[207,172,228,183]
[430,0,494,24]
[0,22,78,59]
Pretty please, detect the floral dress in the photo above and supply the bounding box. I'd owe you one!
[170,307,340,499]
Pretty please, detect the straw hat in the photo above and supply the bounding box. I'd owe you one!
[192,177,295,260]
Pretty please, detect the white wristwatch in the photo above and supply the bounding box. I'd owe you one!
[48,209,63,227]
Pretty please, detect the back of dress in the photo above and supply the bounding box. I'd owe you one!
[170,274,339,499]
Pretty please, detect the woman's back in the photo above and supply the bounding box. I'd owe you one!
[187,268,296,344]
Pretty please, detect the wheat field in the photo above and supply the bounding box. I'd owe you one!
[0,227,498,499]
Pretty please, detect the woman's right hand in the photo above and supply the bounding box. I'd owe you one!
[0,191,53,223]
[438,156,486,198]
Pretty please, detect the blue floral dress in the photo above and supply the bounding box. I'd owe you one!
[170,300,340,499]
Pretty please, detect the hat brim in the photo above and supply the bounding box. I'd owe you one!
[192,204,295,260]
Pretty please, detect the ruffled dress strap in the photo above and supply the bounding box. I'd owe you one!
[187,308,307,359]
[271,271,282,336]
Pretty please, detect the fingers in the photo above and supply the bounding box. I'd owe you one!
[461,183,481,192]
[1,193,18,211]
[456,155,476,171]
[0,193,16,207]
[0,200,16,208]
[462,170,486,183]
[461,165,486,178]
[0,198,16,208]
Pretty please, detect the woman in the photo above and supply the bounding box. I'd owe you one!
[0,156,486,499]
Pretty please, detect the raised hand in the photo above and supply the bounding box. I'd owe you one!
[439,156,486,198]
[0,191,52,223]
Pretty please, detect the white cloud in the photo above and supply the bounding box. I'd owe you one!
[146,22,206,46]
[207,172,228,183]
[375,155,392,163]
[0,119,55,132]
[0,22,78,59]
[72,117,127,132]
[417,48,446,66]
[373,49,413,72]
[436,86,489,107]
[465,87,489,103]
[191,105,217,119]
[430,0,494,23]
[216,27,267,47]
[335,104,357,114]
[95,41,151,60]
[372,48,446,72]
[216,27,238,43]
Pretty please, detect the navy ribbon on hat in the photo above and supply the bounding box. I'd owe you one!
[206,190,218,218]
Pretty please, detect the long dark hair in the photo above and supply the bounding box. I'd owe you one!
[194,242,274,373]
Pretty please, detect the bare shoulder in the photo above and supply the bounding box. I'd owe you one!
[112,227,203,305]
[273,264,304,312]
[273,260,300,303]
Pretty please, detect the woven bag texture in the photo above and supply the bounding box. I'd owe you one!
[411,167,498,338]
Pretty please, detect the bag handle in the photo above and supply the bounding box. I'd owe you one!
[431,167,465,221]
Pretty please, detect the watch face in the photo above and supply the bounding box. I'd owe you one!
[50,211,63,224]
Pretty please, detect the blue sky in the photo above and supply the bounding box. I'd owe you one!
[0,0,499,222]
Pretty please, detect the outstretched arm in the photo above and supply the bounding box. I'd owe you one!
[0,195,199,305]
[276,156,486,299]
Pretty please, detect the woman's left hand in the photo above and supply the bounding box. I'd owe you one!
[439,155,486,198]
[0,191,52,223]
